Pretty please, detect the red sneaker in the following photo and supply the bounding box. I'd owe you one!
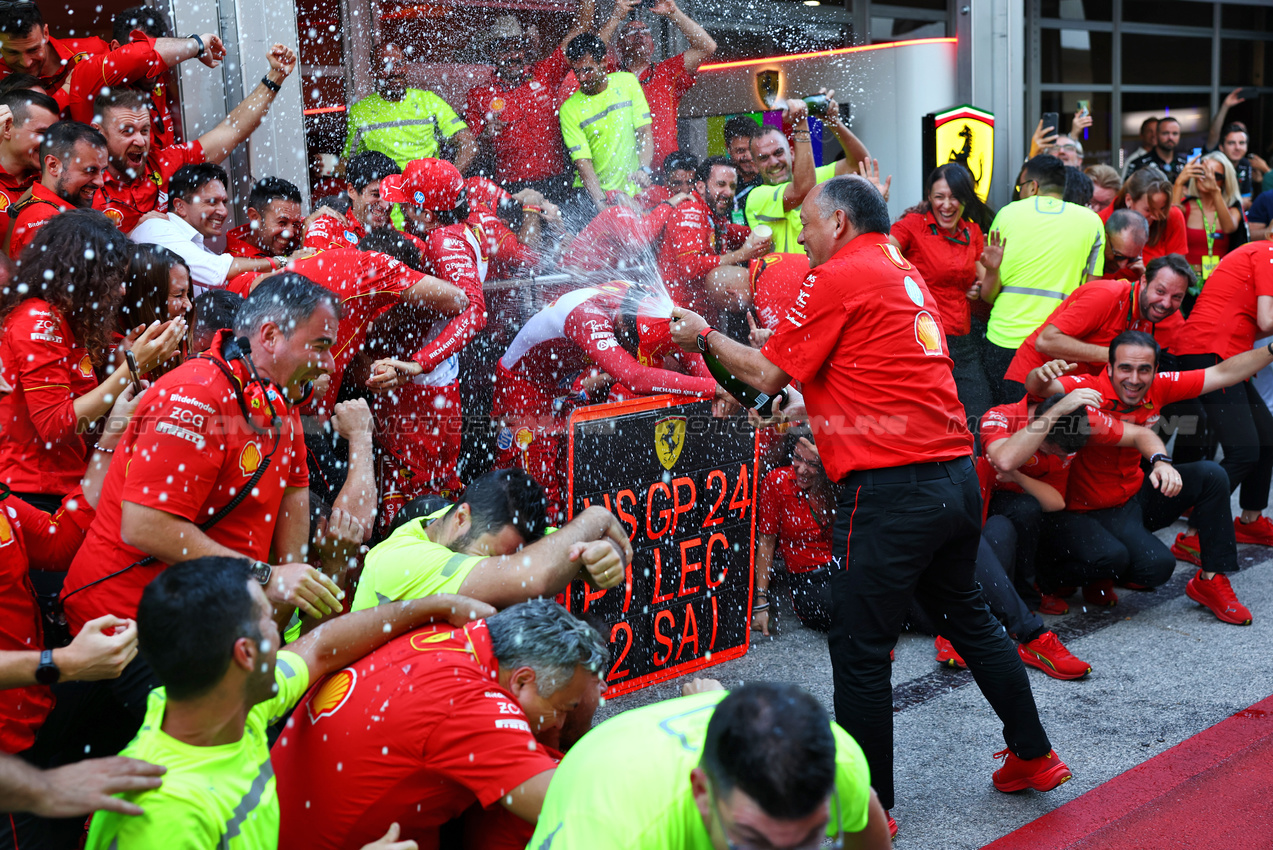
[1171,532,1202,567]
[886,811,898,839]
[1036,594,1070,616]
[1234,515,1273,547]
[1082,579,1118,607]
[992,748,1073,792]
[1186,570,1253,625]
[934,635,966,669]
[1018,631,1091,680]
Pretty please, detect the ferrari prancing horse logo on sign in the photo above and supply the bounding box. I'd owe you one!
[654,415,687,470]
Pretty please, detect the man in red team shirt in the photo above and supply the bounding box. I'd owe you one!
[274,600,607,850]
[223,177,305,259]
[0,1,225,116]
[655,155,771,317]
[1002,253,1193,395]
[5,120,106,259]
[305,152,400,251]
[360,159,490,516]
[0,88,58,204]
[601,0,716,171]
[492,283,721,522]
[1174,240,1273,550]
[91,43,296,233]
[465,6,593,201]
[63,275,348,674]
[670,176,1068,828]
[1027,331,1273,626]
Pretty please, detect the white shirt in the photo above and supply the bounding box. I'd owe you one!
[129,213,235,293]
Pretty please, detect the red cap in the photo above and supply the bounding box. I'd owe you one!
[379,158,464,209]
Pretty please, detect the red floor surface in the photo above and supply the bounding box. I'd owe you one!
[984,695,1273,850]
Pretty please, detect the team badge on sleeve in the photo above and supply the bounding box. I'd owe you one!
[881,243,913,270]
[239,442,262,475]
[914,311,943,356]
[307,669,356,723]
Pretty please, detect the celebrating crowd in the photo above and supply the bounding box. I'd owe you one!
[1,0,1272,846]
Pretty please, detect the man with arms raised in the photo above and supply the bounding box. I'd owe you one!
[92,44,297,233]
[530,680,892,849]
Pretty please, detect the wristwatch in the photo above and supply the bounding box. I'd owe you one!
[35,649,60,685]
[1149,453,1173,466]
[249,560,273,585]
[696,327,715,353]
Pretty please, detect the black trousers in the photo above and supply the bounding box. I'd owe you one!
[787,566,832,632]
[987,490,1044,609]
[983,342,1025,405]
[949,325,993,430]
[1039,461,1236,590]
[829,457,1050,811]
[1177,355,1273,513]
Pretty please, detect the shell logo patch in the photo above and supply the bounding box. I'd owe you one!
[239,441,262,476]
[489,97,506,112]
[914,311,943,356]
[0,194,10,213]
[103,208,124,227]
[76,354,93,377]
[881,242,912,270]
[514,427,534,451]
[307,669,356,723]
[0,509,13,548]
[410,629,458,651]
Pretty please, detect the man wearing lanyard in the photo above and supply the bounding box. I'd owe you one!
[669,175,1067,832]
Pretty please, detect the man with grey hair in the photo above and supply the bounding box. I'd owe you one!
[669,175,1067,833]
[273,599,607,850]
[65,273,348,652]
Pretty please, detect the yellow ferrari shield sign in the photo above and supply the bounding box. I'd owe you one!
[654,415,687,470]
[925,105,995,203]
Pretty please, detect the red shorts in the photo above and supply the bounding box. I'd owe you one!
[372,381,463,534]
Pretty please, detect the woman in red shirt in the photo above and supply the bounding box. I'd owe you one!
[1172,152,1244,292]
[889,163,997,424]
[0,211,184,510]
[1100,166,1188,263]
[119,244,194,377]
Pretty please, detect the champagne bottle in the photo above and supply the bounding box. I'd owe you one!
[703,348,790,412]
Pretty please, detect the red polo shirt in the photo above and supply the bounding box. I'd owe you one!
[61,33,167,117]
[761,233,974,482]
[655,192,748,316]
[464,49,571,183]
[634,55,696,171]
[1057,369,1205,511]
[94,140,205,232]
[0,36,85,100]
[273,620,558,850]
[750,252,810,330]
[0,494,94,754]
[756,466,833,573]
[1003,278,1182,384]
[6,182,70,260]
[0,299,97,495]
[62,331,309,632]
[1173,241,1273,360]
[889,211,984,336]
[287,249,419,417]
[223,223,270,258]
